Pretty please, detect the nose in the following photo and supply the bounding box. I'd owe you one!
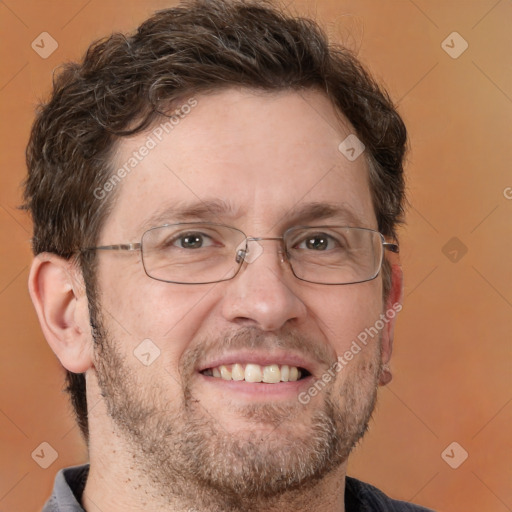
[220,238,307,331]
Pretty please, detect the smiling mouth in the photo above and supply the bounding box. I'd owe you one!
[201,363,311,383]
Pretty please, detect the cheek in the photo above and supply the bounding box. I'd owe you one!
[310,280,384,356]
[96,260,217,365]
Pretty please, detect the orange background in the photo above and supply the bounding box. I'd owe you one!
[1,1,511,511]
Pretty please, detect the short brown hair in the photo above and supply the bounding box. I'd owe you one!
[24,0,407,442]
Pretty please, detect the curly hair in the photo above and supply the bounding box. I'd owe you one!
[24,0,407,443]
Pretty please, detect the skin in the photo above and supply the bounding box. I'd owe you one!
[29,88,403,512]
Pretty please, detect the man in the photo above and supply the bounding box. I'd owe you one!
[24,0,434,510]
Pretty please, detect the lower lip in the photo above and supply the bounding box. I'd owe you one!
[198,373,314,399]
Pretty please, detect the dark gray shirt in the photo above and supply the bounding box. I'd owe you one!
[42,464,436,511]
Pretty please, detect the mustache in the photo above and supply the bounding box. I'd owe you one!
[180,326,335,376]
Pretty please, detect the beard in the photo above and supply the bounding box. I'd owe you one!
[91,301,382,512]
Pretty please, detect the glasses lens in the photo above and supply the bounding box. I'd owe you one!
[141,223,246,284]
[285,227,383,284]
[140,224,384,285]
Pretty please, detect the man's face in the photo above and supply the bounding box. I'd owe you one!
[90,89,389,505]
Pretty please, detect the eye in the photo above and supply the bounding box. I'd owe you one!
[296,233,342,251]
[173,232,215,249]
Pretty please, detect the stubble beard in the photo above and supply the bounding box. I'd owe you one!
[91,304,382,511]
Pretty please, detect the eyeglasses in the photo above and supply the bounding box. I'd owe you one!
[82,222,398,285]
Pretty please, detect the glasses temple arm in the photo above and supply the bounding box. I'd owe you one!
[81,243,142,252]
[383,242,399,254]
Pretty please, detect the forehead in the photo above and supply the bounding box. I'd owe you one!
[102,88,375,241]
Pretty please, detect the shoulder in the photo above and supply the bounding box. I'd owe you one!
[345,476,437,512]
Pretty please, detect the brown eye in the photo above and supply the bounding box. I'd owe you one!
[296,233,342,251]
[305,236,328,250]
[178,233,205,249]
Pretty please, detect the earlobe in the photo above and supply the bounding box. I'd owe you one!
[379,261,404,386]
[28,253,93,373]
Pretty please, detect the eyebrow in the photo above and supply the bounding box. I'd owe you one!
[277,201,364,229]
[137,199,365,233]
[138,199,243,232]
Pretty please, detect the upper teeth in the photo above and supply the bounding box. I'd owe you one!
[204,363,303,383]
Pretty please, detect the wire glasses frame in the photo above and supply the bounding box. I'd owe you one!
[82,222,399,285]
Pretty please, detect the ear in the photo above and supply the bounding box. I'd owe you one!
[379,259,404,386]
[28,253,93,373]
